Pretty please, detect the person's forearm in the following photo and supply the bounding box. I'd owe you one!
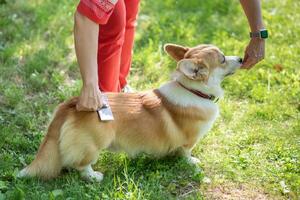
[240,0,264,32]
[74,11,99,87]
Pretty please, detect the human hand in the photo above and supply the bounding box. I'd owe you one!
[76,83,103,111]
[241,38,265,69]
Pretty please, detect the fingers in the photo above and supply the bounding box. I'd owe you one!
[241,38,265,69]
[241,52,252,69]
[241,48,264,69]
[241,57,257,69]
[95,92,103,108]
[76,103,92,111]
[241,54,264,69]
[76,85,103,111]
[76,98,97,111]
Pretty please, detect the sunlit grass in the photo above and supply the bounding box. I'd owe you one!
[0,0,299,199]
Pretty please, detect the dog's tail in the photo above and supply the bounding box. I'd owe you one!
[18,97,78,180]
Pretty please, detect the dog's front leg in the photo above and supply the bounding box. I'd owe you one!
[79,165,103,182]
[177,147,201,165]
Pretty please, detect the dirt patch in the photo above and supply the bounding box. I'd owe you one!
[204,184,278,200]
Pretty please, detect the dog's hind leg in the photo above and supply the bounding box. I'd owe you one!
[59,118,115,182]
[74,146,104,182]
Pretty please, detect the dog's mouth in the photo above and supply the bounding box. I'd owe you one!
[225,71,235,76]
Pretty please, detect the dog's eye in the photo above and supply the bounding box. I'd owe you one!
[221,55,226,64]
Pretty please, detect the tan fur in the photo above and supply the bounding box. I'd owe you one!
[19,44,238,180]
[20,98,77,179]
[20,89,215,179]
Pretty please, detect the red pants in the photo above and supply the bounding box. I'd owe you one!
[77,0,140,92]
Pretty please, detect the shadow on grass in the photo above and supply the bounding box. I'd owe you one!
[98,153,204,199]
[5,153,204,199]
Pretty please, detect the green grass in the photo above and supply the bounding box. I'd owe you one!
[0,0,299,199]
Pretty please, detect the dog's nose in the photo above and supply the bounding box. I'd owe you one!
[238,57,243,63]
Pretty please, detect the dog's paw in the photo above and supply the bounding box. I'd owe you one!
[81,170,103,182]
[187,156,201,165]
[17,168,28,178]
[80,165,104,182]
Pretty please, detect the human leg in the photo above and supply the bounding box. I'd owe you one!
[97,0,126,92]
[119,0,140,89]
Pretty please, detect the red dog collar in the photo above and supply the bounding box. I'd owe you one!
[176,81,218,102]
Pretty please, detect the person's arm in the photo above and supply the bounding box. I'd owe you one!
[240,0,265,69]
[74,11,103,111]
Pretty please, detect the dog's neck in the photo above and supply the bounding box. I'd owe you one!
[158,80,220,111]
[175,81,217,101]
[174,73,224,99]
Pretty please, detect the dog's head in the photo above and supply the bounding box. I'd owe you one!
[164,43,242,97]
[164,43,242,82]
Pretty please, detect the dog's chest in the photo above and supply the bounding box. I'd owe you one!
[179,109,217,136]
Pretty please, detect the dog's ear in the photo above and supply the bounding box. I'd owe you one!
[164,43,189,61]
[177,59,209,81]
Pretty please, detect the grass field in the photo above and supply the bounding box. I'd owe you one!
[0,0,299,199]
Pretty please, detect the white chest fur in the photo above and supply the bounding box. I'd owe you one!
[158,81,219,138]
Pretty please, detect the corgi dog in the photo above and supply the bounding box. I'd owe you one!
[18,44,242,182]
